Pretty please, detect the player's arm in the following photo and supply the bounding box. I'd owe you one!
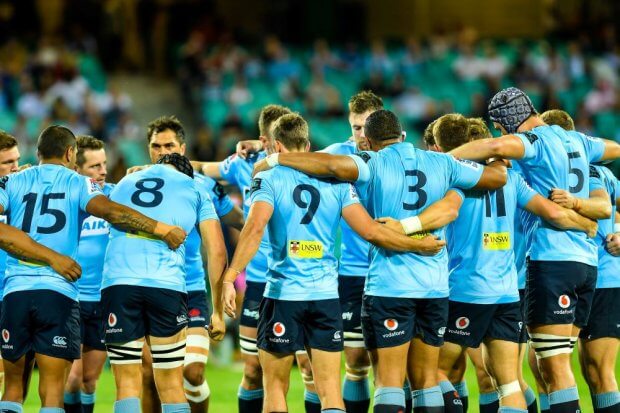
[190,161,223,180]
[220,205,245,231]
[549,188,612,220]
[342,203,446,255]
[449,135,526,162]
[471,161,508,190]
[199,218,228,341]
[606,211,620,256]
[0,222,81,281]
[598,138,620,161]
[253,152,361,181]
[85,195,187,249]
[236,140,263,159]
[523,194,598,237]
[221,201,273,317]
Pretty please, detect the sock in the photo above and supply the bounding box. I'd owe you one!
[439,381,463,413]
[343,377,370,413]
[162,403,191,413]
[373,387,405,413]
[0,401,22,413]
[540,393,550,413]
[81,392,96,413]
[549,387,580,413]
[498,408,528,413]
[238,386,264,413]
[114,397,141,413]
[40,409,65,413]
[304,390,322,413]
[479,391,499,413]
[454,381,469,412]
[63,391,81,413]
[412,386,444,413]
[404,381,412,413]
[594,392,620,412]
[524,387,538,413]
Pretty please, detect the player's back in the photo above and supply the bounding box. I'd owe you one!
[0,164,102,299]
[103,164,201,293]
[251,167,359,301]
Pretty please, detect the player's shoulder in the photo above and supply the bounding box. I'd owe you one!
[322,139,356,155]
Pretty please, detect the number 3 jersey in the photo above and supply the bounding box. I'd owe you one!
[513,125,606,266]
[0,164,103,300]
[349,142,483,299]
[102,165,217,293]
[250,167,360,301]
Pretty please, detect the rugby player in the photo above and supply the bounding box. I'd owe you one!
[0,125,186,413]
[450,87,620,412]
[253,109,508,413]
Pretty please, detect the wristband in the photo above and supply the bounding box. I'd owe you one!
[615,223,620,233]
[400,216,423,235]
[266,153,280,168]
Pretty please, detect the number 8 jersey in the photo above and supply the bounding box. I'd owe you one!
[102,165,217,293]
[0,164,103,300]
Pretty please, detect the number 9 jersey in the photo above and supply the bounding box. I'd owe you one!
[0,164,103,300]
[102,164,217,293]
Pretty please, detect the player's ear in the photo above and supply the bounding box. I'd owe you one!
[304,141,311,152]
[180,143,186,156]
[66,145,76,163]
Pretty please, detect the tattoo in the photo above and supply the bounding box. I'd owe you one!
[109,206,157,234]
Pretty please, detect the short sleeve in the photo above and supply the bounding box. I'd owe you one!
[78,175,104,212]
[571,131,606,163]
[448,188,465,200]
[249,172,275,207]
[446,155,484,190]
[340,183,361,209]
[513,172,537,209]
[348,151,374,184]
[514,131,539,160]
[218,154,240,186]
[197,185,219,223]
[0,175,9,212]
[588,165,605,192]
[209,180,235,217]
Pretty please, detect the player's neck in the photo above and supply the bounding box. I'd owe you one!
[374,138,401,150]
[39,158,69,167]
[517,116,545,133]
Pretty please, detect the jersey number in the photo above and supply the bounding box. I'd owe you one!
[293,184,320,224]
[484,188,506,218]
[568,152,585,194]
[403,170,427,210]
[22,193,66,234]
[131,178,164,208]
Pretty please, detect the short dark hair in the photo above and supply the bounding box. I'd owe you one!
[540,109,575,131]
[270,113,309,150]
[258,105,292,137]
[76,135,105,167]
[147,115,185,144]
[364,110,402,141]
[348,91,384,115]
[37,125,76,159]
[467,118,492,141]
[0,130,18,151]
[423,119,437,148]
[433,114,470,152]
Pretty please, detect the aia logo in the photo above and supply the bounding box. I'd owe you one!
[384,319,399,331]
[189,308,201,318]
[108,313,117,327]
[1,329,9,343]
[558,295,570,309]
[456,317,470,329]
[273,322,286,337]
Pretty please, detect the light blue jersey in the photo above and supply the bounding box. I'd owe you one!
[219,152,270,283]
[76,183,115,302]
[185,173,229,292]
[102,165,217,293]
[0,165,103,300]
[514,125,605,266]
[322,139,369,277]
[250,167,360,301]
[0,213,7,300]
[349,142,484,298]
[447,170,537,304]
[589,165,620,289]
[512,163,537,289]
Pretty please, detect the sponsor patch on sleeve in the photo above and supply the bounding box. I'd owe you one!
[523,131,539,144]
[0,176,8,190]
[589,165,601,179]
[354,152,372,163]
[86,177,101,195]
[249,178,262,195]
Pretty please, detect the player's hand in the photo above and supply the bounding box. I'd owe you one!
[208,313,226,341]
[605,233,620,256]
[550,188,577,209]
[17,163,31,172]
[586,220,598,238]
[413,235,446,256]
[222,281,237,318]
[126,165,149,175]
[236,140,263,159]
[51,255,82,282]
[252,159,271,177]
[376,217,406,235]
[154,223,187,249]
[487,158,511,168]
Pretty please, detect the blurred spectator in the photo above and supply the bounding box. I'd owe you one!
[227,75,253,107]
[305,70,344,118]
[311,39,342,73]
[584,79,617,114]
[366,40,395,76]
[453,45,483,80]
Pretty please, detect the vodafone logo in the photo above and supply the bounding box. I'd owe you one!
[384,319,399,331]
[456,317,470,330]
[273,322,286,337]
[1,329,9,343]
[108,313,117,327]
[558,295,570,309]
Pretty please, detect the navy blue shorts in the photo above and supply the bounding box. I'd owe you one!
[257,298,343,354]
[80,301,106,351]
[0,290,80,361]
[579,287,620,340]
[444,301,523,348]
[361,295,448,349]
[240,281,266,329]
[101,285,188,343]
[338,275,365,347]
[518,289,529,344]
[187,290,211,329]
[525,260,597,327]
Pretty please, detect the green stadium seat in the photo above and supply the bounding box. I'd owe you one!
[0,111,17,133]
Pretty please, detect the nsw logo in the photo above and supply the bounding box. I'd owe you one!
[558,295,570,309]
[384,319,399,331]
[108,313,117,327]
[273,322,286,337]
[456,317,470,330]
[1,329,9,343]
